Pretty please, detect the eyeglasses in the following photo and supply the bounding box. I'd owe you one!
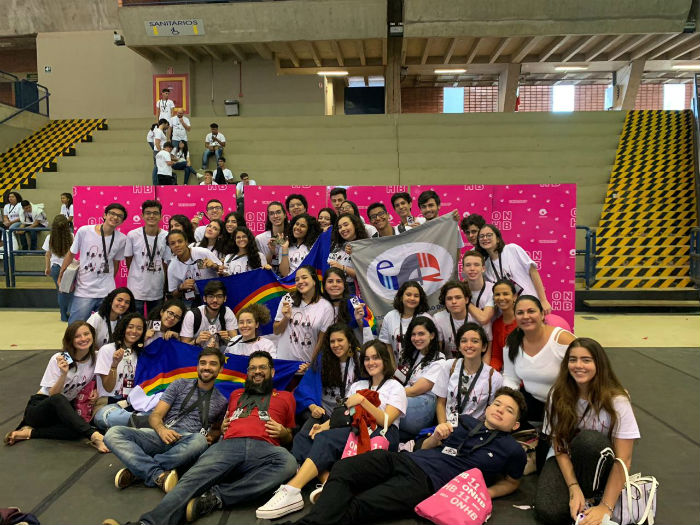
[106,211,125,220]
[206,294,226,300]
[143,211,161,217]
[164,310,182,320]
[207,205,223,211]
[248,365,270,372]
[369,210,386,221]
[478,233,494,240]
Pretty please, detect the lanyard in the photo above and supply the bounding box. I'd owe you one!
[397,314,414,354]
[473,281,486,308]
[370,377,389,392]
[489,255,504,282]
[401,350,424,386]
[456,360,483,414]
[142,228,159,267]
[456,421,500,454]
[340,358,351,399]
[169,380,213,431]
[100,225,115,269]
[7,203,18,216]
[106,318,115,343]
[448,315,464,354]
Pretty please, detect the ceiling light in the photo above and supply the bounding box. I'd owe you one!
[672,64,700,70]
[316,71,348,76]
[434,68,466,74]
[554,66,589,71]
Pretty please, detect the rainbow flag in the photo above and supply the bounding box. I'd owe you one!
[196,229,332,335]
[127,338,302,411]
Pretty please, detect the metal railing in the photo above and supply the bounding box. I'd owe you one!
[0,69,50,124]
[2,227,51,287]
[576,225,597,289]
[691,227,700,289]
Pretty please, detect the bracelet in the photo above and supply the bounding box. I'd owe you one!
[568,482,579,488]
[281,252,288,256]
[602,501,614,513]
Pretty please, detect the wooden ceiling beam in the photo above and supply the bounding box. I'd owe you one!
[466,37,481,64]
[538,35,570,62]
[331,40,344,67]
[489,37,511,64]
[648,33,695,60]
[561,36,592,62]
[666,36,700,60]
[512,36,538,63]
[227,44,245,62]
[607,34,653,61]
[630,33,679,60]
[253,43,273,60]
[356,39,366,66]
[421,38,433,65]
[308,41,322,67]
[443,37,458,64]
[176,45,199,62]
[282,42,300,67]
[584,34,625,61]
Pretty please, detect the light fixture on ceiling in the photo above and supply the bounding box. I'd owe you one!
[434,68,466,74]
[316,71,349,76]
[672,64,700,70]
[554,66,589,71]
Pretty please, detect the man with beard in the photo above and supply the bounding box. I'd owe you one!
[103,350,297,525]
[104,348,228,494]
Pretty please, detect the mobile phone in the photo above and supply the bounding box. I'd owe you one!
[282,293,293,305]
[61,351,74,365]
[350,296,361,308]
[151,320,162,332]
[406,215,415,225]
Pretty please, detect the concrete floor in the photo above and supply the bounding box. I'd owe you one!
[0,310,698,525]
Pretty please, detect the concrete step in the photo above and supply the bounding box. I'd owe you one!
[399,150,614,168]
[398,136,616,152]
[398,122,623,139]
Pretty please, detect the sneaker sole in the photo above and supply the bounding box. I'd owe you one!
[164,470,178,493]
[255,499,304,520]
[185,498,198,522]
[114,469,134,490]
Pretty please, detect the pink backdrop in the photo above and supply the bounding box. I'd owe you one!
[244,185,327,236]
[156,185,238,229]
[331,185,409,225]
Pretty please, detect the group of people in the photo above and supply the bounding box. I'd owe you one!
[3,185,639,525]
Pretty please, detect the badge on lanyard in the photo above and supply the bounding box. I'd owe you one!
[199,427,208,436]
[442,446,458,457]
[123,378,134,389]
[102,262,111,274]
[147,262,156,272]
[231,408,243,420]
[447,411,459,426]
[258,410,271,421]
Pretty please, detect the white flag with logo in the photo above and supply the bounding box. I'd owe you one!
[350,214,458,322]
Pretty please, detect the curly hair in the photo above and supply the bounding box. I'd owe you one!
[228,226,263,269]
[237,303,271,335]
[288,213,321,249]
[112,313,147,356]
[438,280,468,307]
[398,316,441,373]
[392,281,429,315]
[169,214,195,244]
[198,218,225,253]
[331,212,368,247]
[97,287,136,320]
[48,214,73,258]
[314,323,361,391]
[148,298,187,333]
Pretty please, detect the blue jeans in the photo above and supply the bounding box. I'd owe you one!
[68,296,103,323]
[140,438,297,525]
[50,263,73,322]
[104,426,208,487]
[151,151,158,185]
[93,404,147,431]
[399,392,437,440]
[134,299,162,317]
[172,161,194,185]
[201,148,223,169]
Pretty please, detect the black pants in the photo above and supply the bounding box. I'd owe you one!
[157,175,175,185]
[21,394,94,441]
[292,450,434,525]
[534,430,614,525]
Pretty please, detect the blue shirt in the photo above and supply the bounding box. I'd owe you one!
[407,414,526,490]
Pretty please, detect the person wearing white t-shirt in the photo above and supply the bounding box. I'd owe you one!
[147,123,157,151]
[202,123,226,169]
[43,215,74,321]
[256,201,288,275]
[279,214,321,277]
[226,303,276,357]
[274,266,334,364]
[235,172,255,209]
[338,200,377,237]
[417,190,465,252]
[461,250,496,351]
[151,119,170,185]
[125,200,170,315]
[222,226,270,275]
[165,230,223,306]
[193,199,226,243]
[435,322,502,427]
[92,313,146,430]
[60,192,74,223]
[87,287,135,348]
[180,281,238,352]
[258,339,406,520]
[199,171,215,186]
[378,281,433,363]
[478,223,552,315]
[169,108,191,150]
[156,88,175,121]
[155,142,177,186]
[394,317,445,439]
[391,191,426,234]
[535,338,641,525]
[4,322,109,452]
[213,157,234,185]
[59,203,128,323]
[433,281,470,358]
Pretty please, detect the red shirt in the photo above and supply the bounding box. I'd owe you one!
[491,317,517,372]
[223,389,296,446]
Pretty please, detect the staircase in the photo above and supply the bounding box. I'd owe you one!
[583,110,699,308]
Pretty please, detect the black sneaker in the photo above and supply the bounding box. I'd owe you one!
[186,490,221,522]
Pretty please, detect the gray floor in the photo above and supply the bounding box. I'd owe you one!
[0,347,698,525]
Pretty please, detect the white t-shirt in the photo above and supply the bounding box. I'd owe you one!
[205,132,226,147]
[95,342,139,398]
[180,305,238,349]
[125,228,170,301]
[274,297,335,362]
[167,246,222,292]
[215,168,234,182]
[173,149,190,164]
[224,251,266,275]
[42,234,67,267]
[328,246,353,281]
[71,225,127,299]
[395,216,427,234]
[156,150,173,176]
[468,282,494,341]
[287,244,309,274]
[169,115,190,141]
[61,204,73,219]
[147,129,154,142]
[433,310,467,357]
[484,243,538,298]
[543,395,641,441]
[394,352,444,389]
[87,312,118,348]
[434,359,503,424]
[226,336,277,358]
[256,231,282,271]
[236,180,256,196]
[503,327,571,403]
[378,310,433,363]
[39,353,96,401]
[152,128,167,151]
[347,378,407,428]
[157,98,175,121]
[3,203,21,222]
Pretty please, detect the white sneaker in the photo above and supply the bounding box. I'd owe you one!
[256,485,304,520]
[196,171,204,180]
[309,484,324,504]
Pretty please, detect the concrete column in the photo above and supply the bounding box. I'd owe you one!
[385,38,402,114]
[323,76,335,115]
[612,59,645,110]
[498,63,521,112]
[333,78,346,115]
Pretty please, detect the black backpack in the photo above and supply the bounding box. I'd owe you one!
[191,306,228,334]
